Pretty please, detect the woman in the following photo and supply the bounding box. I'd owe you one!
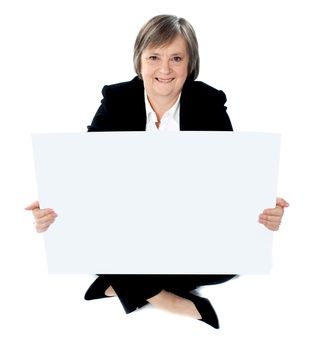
[26,15,289,329]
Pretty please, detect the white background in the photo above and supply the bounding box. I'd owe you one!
[0,0,318,349]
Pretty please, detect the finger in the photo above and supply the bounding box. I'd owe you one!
[35,223,52,233]
[259,218,280,231]
[276,197,290,208]
[25,201,57,219]
[25,200,40,210]
[264,223,280,231]
[33,208,57,220]
[35,212,58,225]
[261,198,289,216]
[259,214,282,225]
[264,221,280,231]
[34,217,57,233]
[263,206,284,216]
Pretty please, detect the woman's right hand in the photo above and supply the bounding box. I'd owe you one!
[25,200,58,233]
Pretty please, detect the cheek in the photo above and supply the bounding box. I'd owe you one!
[140,61,148,76]
[178,69,188,84]
[177,64,189,79]
[140,66,153,79]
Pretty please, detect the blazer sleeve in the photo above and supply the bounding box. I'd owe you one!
[87,85,112,132]
[87,77,147,132]
[215,89,233,131]
[180,80,233,132]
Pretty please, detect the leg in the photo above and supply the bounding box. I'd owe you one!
[105,285,116,296]
[110,275,164,313]
[147,289,201,319]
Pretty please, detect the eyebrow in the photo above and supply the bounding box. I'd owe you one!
[170,52,185,56]
[147,51,185,56]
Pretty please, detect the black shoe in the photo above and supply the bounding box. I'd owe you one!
[174,291,220,329]
[84,275,113,300]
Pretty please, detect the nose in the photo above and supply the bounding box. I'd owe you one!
[159,59,171,74]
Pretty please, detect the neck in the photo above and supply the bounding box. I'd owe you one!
[147,94,179,121]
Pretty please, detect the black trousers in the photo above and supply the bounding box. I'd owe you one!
[100,274,237,314]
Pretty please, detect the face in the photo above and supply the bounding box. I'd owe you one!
[140,35,189,103]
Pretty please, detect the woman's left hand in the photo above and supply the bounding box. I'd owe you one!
[259,197,289,231]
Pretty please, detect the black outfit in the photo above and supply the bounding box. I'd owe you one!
[87,76,236,314]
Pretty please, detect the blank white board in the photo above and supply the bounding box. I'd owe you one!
[32,131,281,274]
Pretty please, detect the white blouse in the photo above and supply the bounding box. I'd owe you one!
[144,91,181,131]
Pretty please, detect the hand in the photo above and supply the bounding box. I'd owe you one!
[259,197,289,231]
[25,200,58,233]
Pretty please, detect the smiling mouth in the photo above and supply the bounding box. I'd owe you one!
[155,78,175,83]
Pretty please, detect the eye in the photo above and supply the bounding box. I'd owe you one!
[148,55,159,61]
[171,56,182,63]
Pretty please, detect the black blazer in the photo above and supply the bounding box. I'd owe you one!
[87,76,233,132]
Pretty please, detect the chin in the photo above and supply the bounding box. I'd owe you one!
[155,89,175,97]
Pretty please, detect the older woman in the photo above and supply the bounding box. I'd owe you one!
[26,15,289,329]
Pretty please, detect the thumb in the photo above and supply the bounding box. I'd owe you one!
[25,200,40,211]
[276,197,289,208]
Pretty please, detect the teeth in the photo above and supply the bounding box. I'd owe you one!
[156,78,174,83]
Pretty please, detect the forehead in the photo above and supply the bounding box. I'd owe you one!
[145,35,188,53]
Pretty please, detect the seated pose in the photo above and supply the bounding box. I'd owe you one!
[26,14,289,329]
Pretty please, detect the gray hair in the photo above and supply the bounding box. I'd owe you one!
[133,14,200,80]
